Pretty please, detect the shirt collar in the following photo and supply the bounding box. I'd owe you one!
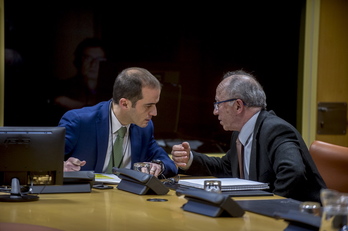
[110,103,130,134]
[238,111,260,145]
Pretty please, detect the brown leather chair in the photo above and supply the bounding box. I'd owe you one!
[309,140,348,193]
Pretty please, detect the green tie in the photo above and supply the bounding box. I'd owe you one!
[107,127,127,173]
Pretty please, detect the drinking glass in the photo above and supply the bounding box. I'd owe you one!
[320,189,348,231]
[133,162,151,174]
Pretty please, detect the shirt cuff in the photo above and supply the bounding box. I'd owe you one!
[179,151,194,170]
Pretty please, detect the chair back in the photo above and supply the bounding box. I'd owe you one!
[309,140,348,193]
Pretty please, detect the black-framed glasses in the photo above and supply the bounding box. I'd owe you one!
[213,98,238,111]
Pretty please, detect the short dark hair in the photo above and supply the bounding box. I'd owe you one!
[112,67,161,107]
[73,37,106,68]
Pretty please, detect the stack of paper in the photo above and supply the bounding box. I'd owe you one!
[178,178,269,191]
[94,173,121,184]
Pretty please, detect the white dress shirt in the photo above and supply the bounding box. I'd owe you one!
[237,111,260,179]
[103,105,131,172]
[182,111,261,179]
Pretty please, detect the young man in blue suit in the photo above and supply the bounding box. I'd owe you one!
[60,67,178,178]
[171,70,326,202]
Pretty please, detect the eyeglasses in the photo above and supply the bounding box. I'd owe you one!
[213,98,238,111]
[82,55,107,63]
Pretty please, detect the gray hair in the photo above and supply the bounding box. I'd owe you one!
[222,70,267,109]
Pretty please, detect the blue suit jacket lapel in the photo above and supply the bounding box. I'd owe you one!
[95,100,112,172]
[129,124,142,165]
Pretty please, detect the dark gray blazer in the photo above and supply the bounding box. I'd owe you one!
[181,110,326,202]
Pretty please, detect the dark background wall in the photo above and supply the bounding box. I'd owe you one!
[4,0,305,152]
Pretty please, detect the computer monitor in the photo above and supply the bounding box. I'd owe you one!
[0,126,65,202]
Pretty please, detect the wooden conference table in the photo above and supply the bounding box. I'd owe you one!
[0,183,289,231]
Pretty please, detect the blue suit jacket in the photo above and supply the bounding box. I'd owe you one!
[58,100,177,177]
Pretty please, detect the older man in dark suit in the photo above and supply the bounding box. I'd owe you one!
[171,70,326,202]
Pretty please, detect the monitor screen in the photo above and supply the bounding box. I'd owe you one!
[0,126,65,188]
